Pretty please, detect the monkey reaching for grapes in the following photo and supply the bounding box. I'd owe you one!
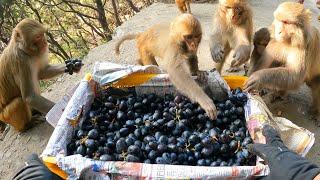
[209,0,253,74]
[244,2,320,125]
[0,18,82,132]
[115,14,217,119]
[175,0,192,14]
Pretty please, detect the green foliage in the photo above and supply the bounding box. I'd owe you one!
[0,0,153,90]
[0,0,153,63]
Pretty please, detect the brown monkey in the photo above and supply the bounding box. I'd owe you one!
[0,18,80,132]
[175,0,192,14]
[209,0,253,74]
[244,2,320,125]
[247,27,271,76]
[115,14,217,119]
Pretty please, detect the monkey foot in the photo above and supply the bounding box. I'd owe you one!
[259,89,269,96]
[0,122,10,141]
[32,109,43,116]
[32,115,46,124]
[313,116,320,127]
[226,67,241,73]
[19,116,46,133]
[270,95,285,103]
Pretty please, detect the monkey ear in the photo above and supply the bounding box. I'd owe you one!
[13,29,22,42]
[34,34,41,41]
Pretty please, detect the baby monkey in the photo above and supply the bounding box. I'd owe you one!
[115,14,217,119]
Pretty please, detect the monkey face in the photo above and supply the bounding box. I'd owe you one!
[223,5,244,24]
[183,34,201,54]
[273,19,295,42]
[14,19,48,56]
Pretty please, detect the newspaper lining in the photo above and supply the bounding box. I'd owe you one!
[43,62,314,179]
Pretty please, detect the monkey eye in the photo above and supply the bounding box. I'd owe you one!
[282,20,290,24]
[184,35,193,40]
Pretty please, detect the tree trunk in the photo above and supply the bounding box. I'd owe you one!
[125,0,140,12]
[111,0,121,26]
[95,0,112,40]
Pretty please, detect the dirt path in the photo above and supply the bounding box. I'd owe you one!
[0,1,319,179]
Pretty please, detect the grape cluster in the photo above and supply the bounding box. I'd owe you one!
[65,58,83,75]
[67,88,256,167]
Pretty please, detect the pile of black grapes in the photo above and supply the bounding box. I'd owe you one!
[67,88,256,167]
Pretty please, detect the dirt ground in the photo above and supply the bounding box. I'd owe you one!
[0,0,319,179]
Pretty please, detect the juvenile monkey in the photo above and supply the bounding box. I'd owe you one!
[115,14,217,119]
[210,0,253,74]
[247,28,271,76]
[249,27,285,76]
[175,0,192,14]
[244,2,320,125]
[0,18,81,132]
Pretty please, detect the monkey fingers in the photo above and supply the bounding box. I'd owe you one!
[243,74,260,92]
[197,70,208,83]
[232,46,250,67]
[198,97,217,120]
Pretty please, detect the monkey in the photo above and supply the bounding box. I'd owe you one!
[243,2,320,125]
[0,18,82,132]
[115,14,217,119]
[247,27,271,76]
[209,0,253,74]
[175,0,192,14]
[115,15,201,76]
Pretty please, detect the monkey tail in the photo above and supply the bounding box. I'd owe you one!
[115,34,138,56]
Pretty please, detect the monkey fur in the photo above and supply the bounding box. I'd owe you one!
[115,14,217,119]
[209,0,253,74]
[0,19,72,131]
[175,0,192,14]
[244,2,320,124]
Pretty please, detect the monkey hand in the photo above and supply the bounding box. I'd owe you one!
[65,58,84,75]
[231,45,251,67]
[243,71,263,92]
[197,95,217,120]
[196,70,208,83]
[210,44,224,63]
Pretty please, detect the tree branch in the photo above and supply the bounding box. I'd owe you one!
[125,0,140,12]
[111,0,121,26]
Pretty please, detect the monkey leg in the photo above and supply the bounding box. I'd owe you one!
[0,97,32,132]
[215,43,231,74]
[139,49,158,66]
[186,2,191,13]
[307,80,320,114]
[270,90,287,103]
[177,3,186,13]
[306,77,320,126]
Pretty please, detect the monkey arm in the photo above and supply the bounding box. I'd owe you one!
[19,63,55,114]
[210,17,226,47]
[235,26,251,46]
[163,49,216,119]
[246,52,306,91]
[255,67,305,90]
[230,26,252,67]
[38,64,65,80]
[249,41,279,73]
